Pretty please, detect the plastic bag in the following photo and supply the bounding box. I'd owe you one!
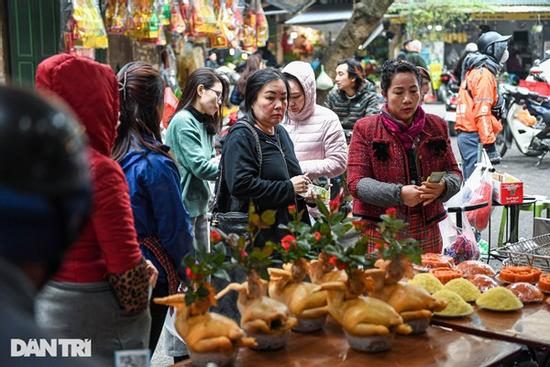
[316,65,334,91]
[447,149,493,232]
[440,213,479,263]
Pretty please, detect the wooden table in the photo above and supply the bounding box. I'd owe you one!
[432,297,550,349]
[175,319,521,367]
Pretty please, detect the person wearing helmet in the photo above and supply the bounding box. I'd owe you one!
[405,40,428,69]
[0,86,100,366]
[455,31,511,179]
[452,42,478,85]
[34,54,157,366]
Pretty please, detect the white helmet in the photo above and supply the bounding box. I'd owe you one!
[465,42,478,53]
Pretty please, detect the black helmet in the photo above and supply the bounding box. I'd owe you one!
[477,31,511,61]
[0,86,91,271]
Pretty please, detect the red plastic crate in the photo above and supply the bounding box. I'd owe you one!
[518,80,550,97]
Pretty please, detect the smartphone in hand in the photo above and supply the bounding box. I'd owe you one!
[427,171,445,183]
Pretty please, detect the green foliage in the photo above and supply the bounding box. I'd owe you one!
[324,208,422,277]
[389,0,492,38]
[274,205,316,264]
[364,211,422,266]
[182,242,230,306]
[215,203,279,280]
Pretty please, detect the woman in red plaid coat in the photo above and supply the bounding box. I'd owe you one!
[347,59,462,254]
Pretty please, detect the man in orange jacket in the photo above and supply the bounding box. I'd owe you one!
[455,31,511,179]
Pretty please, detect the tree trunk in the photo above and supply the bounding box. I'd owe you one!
[317,0,395,103]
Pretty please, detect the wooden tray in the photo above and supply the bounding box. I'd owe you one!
[432,295,550,349]
[175,318,521,367]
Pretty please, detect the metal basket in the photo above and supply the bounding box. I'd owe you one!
[497,233,550,272]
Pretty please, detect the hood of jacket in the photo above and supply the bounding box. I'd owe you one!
[282,61,316,121]
[35,54,119,156]
[462,52,501,80]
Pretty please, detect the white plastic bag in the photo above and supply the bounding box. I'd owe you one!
[162,307,188,357]
[316,65,334,90]
[447,149,493,231]
[440,213,479,263]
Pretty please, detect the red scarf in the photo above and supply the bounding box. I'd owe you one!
[381,105,426,150]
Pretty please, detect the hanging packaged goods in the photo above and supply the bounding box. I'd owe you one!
[254,0,269,47]
[170,0,187,34]
[105,0,129,34]
[70,0,271,51]
[127,0,161,42]
[241,0,269,51]
[190,0,218,36]
[66,0,109,49]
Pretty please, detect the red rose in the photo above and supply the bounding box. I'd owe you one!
[328,256,338,267]
[336,262,348,270]
[210,230,222,244]
[314,231,321,241]
[352,220,367,231]
[385,207,397,218]
[281,234,296,251]
[329,198,340,213]
[287,204,296,215]
[185,267,201,281]
[375,242,385,251]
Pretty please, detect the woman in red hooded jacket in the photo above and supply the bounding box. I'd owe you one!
[34,54,156,366]
[348,59,462,254]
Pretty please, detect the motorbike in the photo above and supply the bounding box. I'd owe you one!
[440,71,460,137]
[496,84,550,166]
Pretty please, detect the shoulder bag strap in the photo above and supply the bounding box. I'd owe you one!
[212,122,263,214]
[236,121,263,177]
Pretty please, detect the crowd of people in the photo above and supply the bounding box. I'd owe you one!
[0,29,517,366]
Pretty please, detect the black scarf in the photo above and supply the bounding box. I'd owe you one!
[188,107,216,135]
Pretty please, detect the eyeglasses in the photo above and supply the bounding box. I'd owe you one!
[206,87,223,102]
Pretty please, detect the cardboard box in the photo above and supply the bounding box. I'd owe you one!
[492,172,523,205]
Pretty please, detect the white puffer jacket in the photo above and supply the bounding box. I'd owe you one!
[282,61,347,180]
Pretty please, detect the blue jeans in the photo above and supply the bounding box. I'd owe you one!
[457,131,480,181]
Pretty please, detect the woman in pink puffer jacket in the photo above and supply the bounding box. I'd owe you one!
[282,61,347,182]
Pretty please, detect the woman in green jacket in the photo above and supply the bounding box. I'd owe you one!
[166,68,228,255]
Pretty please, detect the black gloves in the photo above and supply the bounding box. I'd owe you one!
[492,96,505,120]
[484,143,501,165]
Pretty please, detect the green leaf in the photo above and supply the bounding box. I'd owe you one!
[250,213,261,227]
[316,198,330,218]
[213,269,231,282]
[185,293,196,306]
[261,210,277,226]
[214,242,226,257]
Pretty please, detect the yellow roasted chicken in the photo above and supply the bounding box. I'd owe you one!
[216,270,297,337]
[268,259,328,321]
[365,268,447,323]
[318,269,412,337]
[365,258,447,331]
[154,290,256,354]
